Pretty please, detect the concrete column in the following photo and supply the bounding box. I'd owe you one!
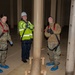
[50,0,56,22]
[30,0,44,75]
[57,0,61,25]
[17,0,22,23]
[66,0,75,75]
[74,49,75,75]
[10,0,14,28]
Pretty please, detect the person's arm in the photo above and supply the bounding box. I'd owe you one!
[7,32,13,45]
[6,24,13,46]
[18,21,25,37]
[28,21,34,30]
[44,26,51,37]
[0,24,4,37]
[53,23,61,35]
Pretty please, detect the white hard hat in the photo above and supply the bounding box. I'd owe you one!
[21,12,27,17]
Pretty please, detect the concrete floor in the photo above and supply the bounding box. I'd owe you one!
[0,26,68,75]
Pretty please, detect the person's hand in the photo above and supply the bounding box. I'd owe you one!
[49,29,54,34]
[47,29,54,34]
[47,29,50,33]
[10,41,13,46]
[26,25,29,28]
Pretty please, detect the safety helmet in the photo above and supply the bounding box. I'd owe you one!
[21,12,27,17]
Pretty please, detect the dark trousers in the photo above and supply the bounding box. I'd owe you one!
[21,40,32,61]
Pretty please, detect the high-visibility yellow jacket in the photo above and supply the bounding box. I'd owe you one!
[18,20,34,40]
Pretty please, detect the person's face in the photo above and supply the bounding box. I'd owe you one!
[22,16,27,21]
[48,17,53,23]
[1,16,7,23]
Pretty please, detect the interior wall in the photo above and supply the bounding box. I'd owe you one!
[0,0,17,28]
[13,0,17,26]
[0,0,71,28]
[44,0,71,28]
[64,0,71,26]
[22,0,33,23]
[60,0,71,27]
[0,0,10,25]
[55,0,71,27]
[44,0,51,28]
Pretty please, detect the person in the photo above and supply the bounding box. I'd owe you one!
[18,12,34,63]
[0,14,13,73]
[44,17,61,71]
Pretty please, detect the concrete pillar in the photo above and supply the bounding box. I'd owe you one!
[17,0,22,23]
[10,0,14,28]
[50,0,56,22]
[65,0,75,75]
[57,0,61,25]
[30,0,44,75]
[74,47,75,75]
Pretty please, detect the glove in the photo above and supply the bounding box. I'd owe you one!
[47,29,54,34]
[47,29,51,33]
[10,41,13,46]
[26,25,32,30]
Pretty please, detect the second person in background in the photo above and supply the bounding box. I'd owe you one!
[18,12,34,63]
[0,14,13,73]
[44,16,61,71]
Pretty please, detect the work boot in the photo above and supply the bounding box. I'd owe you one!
[46,62,55,66]
[0,69,3,73]
[0,64,9,69]
[51,65,58,71]
[22,60,27,63]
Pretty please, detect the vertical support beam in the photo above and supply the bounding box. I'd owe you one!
[33,0,43,59]
[30,0,44,75]
[10,0,14,28]
[74,45,75,75]
[57,0,61,25]
[66,0,75,75]
[50,0,56,22]
[17,0,22,23]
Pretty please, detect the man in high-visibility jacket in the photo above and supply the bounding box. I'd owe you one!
[18,12,34,63]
